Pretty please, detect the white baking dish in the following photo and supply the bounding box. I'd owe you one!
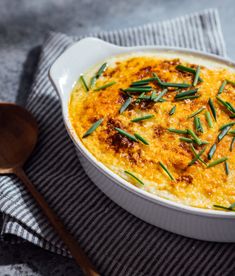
[49,37,235,242]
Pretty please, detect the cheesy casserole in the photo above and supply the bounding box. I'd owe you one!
[69,52,235,211]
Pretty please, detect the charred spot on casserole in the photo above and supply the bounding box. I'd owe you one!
[69,53,235,211]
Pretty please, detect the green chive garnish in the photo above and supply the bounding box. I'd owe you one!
[175,95,200,101]
[213,205,235,211]
[218,80,227,95]
[131,77,158,86]
[150,91,157,100]
[229,202,235,209]
[176,65,203,82]
[208,144,217,160]
[205,111,213,128]
[168,128,188,134]
[82,118,103,138]
[216,96,235,116]
[208,98,217,121]
[131,114,154,122]
[175,89,198,99]
[114,127,138,142]
[190,144,207,165]
[179,137,194,143]
[159,162,175,181]
[230,137,235,152]
[94,81,116,91]
[80,75,89,92]
[153,89,168,102]
[120,97,132,114]
[169,105,176,116]
[207,157,228,168]
[225,161,229,175]
[188,106,205,118]
[194,116,203,133]
[90,76,97,88]
[219,122,235,130]
[217,125,231,142]
[90,62,107,88]
[187,129,202,145]
[123,87,152,93]
[96,63,107,78]
[193,66,200,86]
[152,72,190,88]
[124,171,144,185]
[134,133,149,145]
[188,146,206,166]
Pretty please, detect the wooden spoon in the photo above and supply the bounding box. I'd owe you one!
[0,103,99,276]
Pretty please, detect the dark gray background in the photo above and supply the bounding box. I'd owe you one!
[0,0,234,275]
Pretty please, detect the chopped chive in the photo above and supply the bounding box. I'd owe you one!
[187,129,202,145]
[82,118,103,138]
[120,97,132,114]
[217,125,231,142]
[94,81,116,91]
[208,98,217,121]
[216,96,235,116]
[153,89,168,102]
[226,101,235,113]
[218,80,227,95]
[169,105,176,116]
[89,62,107,88]
[225,161,229,175]
[229,130,235,135]
[176,65,203,82]
[131,77,158,86]
[190,144,207,165]
[124,171,144,185]
[226,79,235,86]
[168,128,188,134]
[80,75,89,92]
[208,144,217,160]
[152,72,191,88]
[175,89,198,99]
[114,127,138,142]
[123,87,152,93]
[219,122,235,130]
[213,205,235,211]
[134,133,149,145]
[193,66,200,86]
[197,117,204,133]
[179,137,194,143]
[188,106,205,118]
[162,82,191,88]
[207,157,228,168]
[89,76,97,88]
[159,162,175,181]
[150,91,157,101]
[175,95,200,101]
[205,111,213,128]
[188,146,206,166]
[131,114,154,122]
[194,116,203,133]
[230,137,235,152]
[96,63,107,78]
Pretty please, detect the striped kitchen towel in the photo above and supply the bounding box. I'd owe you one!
[1,9,234,276]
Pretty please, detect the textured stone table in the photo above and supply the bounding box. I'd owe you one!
[0,0,235,275]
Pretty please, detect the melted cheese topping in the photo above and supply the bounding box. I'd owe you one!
[69,53,235,210]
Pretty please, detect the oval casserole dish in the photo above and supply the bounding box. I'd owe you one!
[49,38,235,242]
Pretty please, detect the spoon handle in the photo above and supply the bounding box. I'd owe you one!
[14,167,100,276]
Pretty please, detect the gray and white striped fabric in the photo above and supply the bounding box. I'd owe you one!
[1,9,234,276]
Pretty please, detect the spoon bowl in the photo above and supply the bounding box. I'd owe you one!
[0,102,99,276]
[0,103,38,173]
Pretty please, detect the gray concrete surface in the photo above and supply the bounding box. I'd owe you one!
[0,0,235,275]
